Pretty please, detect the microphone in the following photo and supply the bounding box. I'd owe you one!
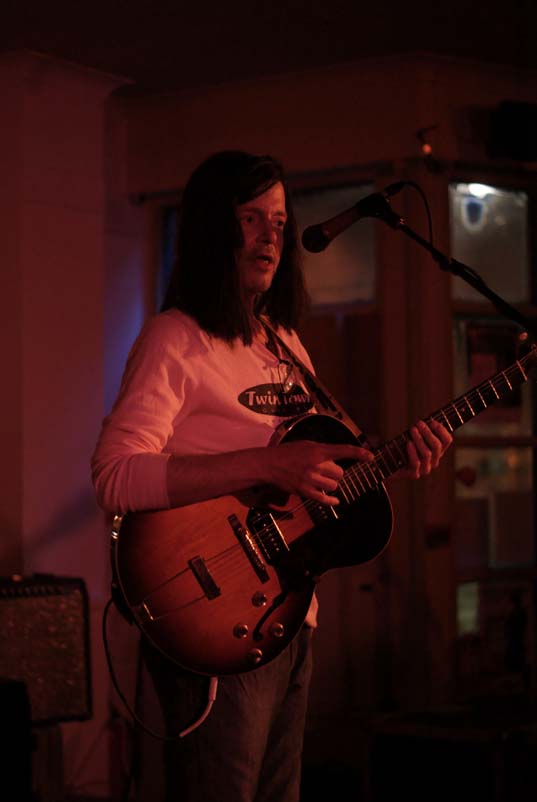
[301,181,406,253]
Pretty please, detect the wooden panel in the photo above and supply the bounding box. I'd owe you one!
[299,309,380,439]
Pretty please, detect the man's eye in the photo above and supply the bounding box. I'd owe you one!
[275,219,286,228]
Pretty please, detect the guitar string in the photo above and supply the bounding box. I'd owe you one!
[144,351,535,605]
[204,352,533,568]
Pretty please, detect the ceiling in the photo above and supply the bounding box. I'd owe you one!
[3,0,537,95]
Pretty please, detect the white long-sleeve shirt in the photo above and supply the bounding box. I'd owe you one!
[92,308,315,513]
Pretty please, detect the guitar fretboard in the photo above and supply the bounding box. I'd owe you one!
[336,347,536,506]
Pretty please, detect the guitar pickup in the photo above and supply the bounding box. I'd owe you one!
[228,514,270,583]
[188,556,221,600]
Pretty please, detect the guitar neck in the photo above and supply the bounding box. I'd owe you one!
[338,347,536,502]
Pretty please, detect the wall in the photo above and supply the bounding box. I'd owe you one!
[0,51,133,799]
[125,54,537,192]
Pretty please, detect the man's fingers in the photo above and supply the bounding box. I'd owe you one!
[316,491,340,506]
[405,440,421,478]
[430,419,453,451]
[328,444,374,462]
[407,420,453,477]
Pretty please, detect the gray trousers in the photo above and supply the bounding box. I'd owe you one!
[143,626,313,802]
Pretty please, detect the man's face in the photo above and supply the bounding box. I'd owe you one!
[234,181,287,305]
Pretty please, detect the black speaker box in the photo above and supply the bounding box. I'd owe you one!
[0,575,92,724]
[488,100,537,162]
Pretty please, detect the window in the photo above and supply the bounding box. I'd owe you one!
[293,184,376,305]
[292,182,380,438]
[449,179,536,699]
[449,183,529,303]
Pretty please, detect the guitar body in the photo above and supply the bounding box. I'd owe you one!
[113,413,393,676]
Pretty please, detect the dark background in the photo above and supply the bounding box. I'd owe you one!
[3,0,537,94]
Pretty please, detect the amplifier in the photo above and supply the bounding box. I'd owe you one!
[0,574,92,724]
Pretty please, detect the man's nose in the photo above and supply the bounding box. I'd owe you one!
[258,219,277,242]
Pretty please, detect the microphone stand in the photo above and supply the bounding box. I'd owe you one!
[380,203,537,340]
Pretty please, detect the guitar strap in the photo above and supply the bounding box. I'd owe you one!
[261,319,369,447]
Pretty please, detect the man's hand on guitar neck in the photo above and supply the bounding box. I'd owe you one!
[166,441,373,510]
[165,421,451,512]
[270,420,453,503]
[397,419,453,480]
[265,440,375,507]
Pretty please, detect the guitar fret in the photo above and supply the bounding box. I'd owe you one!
[476,387,487,407]
[384,437,408,474]
[363,463,378,489]
[343,472,356,497]
[457,401,468,420]
[373,463,384,484]
[467,390,484,413]
[383,443,404,472]
[393,437,408,464]
[517,359,528,381]
[345,472,361,500]
[374,459,387,481]
[463,395,476,416]
[451,403,464,425]
[483,384,498,404]
[360,466,373,490]
[338,479,352,504]
[488,379,500,400]
[376,451,392,476]
[502,371,513,391]
[352,466,368,494]
[436,409,452,432]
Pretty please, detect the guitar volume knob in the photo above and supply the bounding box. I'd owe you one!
[233,623,249,639]
[252,591,268,607]
[269,622,285,638]
[249,648,263,665]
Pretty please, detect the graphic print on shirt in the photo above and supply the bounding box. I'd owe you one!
[238,382,314,416]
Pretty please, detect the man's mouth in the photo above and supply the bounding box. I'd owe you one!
[255,253,275,266]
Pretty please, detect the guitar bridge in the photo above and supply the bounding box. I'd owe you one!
[188,556,221,600]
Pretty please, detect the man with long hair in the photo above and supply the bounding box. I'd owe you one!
[92,150,451,801]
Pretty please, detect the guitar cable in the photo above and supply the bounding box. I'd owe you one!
[102,596,219,741]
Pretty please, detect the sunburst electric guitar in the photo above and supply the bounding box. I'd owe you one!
[112,346,536,675]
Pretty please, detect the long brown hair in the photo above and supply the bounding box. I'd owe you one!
[161,151,308,343]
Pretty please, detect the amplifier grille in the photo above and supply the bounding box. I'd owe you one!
[0,575,92,724]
